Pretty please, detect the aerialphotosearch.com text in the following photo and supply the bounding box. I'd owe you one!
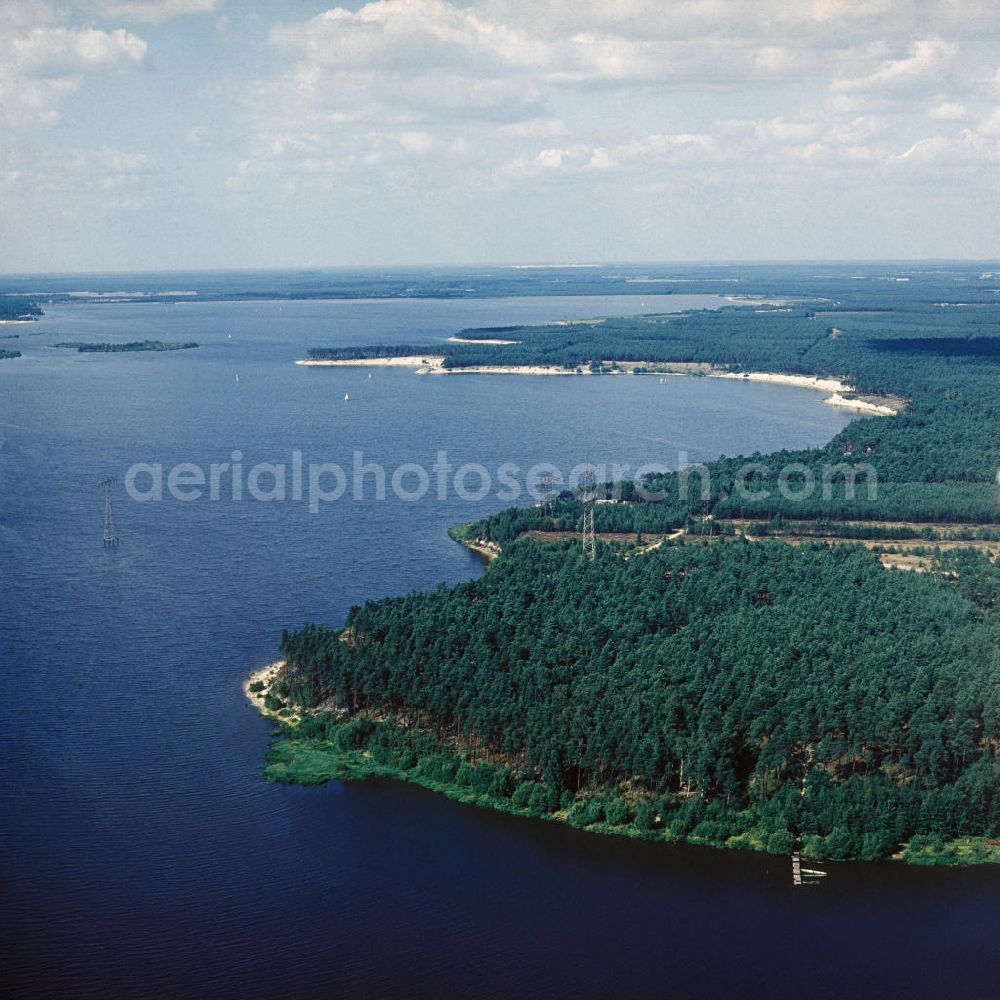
[123,449,877,513]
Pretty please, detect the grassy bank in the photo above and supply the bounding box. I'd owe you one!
[258,702,999,866]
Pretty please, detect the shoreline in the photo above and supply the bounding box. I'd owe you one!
[295,356,904,414]
[459,537,501,561]
[244,661,300,723]
[247,660,997,866]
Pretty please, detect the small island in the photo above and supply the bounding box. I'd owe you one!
[55,340,199,353]
[0,349,21,360]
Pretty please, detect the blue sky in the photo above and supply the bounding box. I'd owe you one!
[2,0,999,271]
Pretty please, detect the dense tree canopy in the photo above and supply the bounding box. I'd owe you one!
[277,266,1000,861]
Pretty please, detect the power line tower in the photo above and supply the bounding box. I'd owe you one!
[538,470,555,518]
[579,463,596,561]
[99,476,119,547]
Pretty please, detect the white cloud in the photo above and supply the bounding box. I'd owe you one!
[753,46,796,74]
[1,0,216,24]
[0,144,158,208]
[979,108,1000,137]
[929,100,971,121]
[268,0,884,125]
[0,0,217,125]
[393,130,436,154]
[753,118,821,144]
[270,0,550,76]
[12,26,146,74]
[61,145,155,178]
[495,132,715,185]
[82,0,218,21]
[886,119,1000,169]
[259,1,998,147]
[201,0,1000,213]
[0,1,59,26]
[832,38,957,94]
[0,24,147,124]
[498,119,568,138]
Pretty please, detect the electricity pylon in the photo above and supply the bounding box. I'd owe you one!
[99,477,119,547]
[580,463,596,561]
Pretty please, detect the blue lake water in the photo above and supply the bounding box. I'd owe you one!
[2,292,999,999]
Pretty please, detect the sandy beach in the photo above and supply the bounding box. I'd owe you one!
[460,537,502,561]
[297,355,445,368]
[707,371,903,414]
[424,364,588,376]
[447,336,520,345]
[820,392,898,416]
[244,661,299,722]
[295,355,903,413]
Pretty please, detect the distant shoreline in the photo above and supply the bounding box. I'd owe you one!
[295,356,903,415]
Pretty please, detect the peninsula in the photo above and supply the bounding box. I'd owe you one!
[258,275,1000,866]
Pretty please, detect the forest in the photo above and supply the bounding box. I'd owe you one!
[270,265,1000,863]
[272,539,1000,862]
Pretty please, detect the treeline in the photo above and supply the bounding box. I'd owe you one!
[277,539,1000,860]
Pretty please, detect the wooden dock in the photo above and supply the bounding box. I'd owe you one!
[792,851,827,886]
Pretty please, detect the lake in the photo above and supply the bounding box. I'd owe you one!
[2,290,998,999]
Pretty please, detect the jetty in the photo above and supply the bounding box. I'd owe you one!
[792,851,827,886]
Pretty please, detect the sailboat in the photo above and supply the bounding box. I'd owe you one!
[344,392,349,401]
[235,374,240,383]
[368,372,372,379]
